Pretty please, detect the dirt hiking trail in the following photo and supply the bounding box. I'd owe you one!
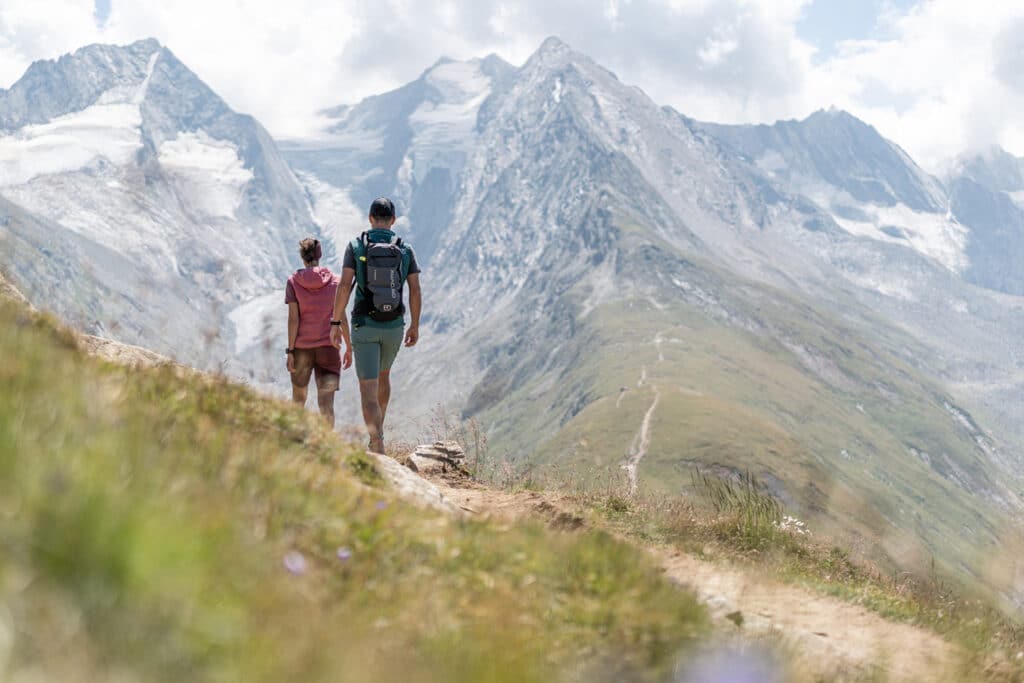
[416,462,961,682]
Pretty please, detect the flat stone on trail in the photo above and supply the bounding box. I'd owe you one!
[414,441,466,460]
[411,442,467,470]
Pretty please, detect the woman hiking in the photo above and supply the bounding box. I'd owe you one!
[285,238,352,427]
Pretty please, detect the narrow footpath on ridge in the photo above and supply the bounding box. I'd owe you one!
[621,332,671,495]
[623,387,660,496]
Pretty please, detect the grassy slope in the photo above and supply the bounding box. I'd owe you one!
[476,222,1018,604]
[0,300,708,682]
[570,475,1024,682]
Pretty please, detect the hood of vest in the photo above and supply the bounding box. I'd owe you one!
[291,266,338,291]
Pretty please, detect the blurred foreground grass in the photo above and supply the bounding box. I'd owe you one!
[0,301,707,682]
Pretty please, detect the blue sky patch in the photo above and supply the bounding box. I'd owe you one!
[798,0,918,61]
[94,0,112,28]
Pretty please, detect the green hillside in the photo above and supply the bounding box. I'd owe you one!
[0,300,707,682]
[472,224,1020,604]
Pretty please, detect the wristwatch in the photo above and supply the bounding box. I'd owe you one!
[285,348,295,355]
[330,320,342,326]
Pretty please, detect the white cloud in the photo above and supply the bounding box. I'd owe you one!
[0,0,102,86]
[102,0,361,137]
[0,0,816,139]
[1,0,1023,170]
[803,0,1024,169]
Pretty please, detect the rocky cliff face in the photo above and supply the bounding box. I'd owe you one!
[943,148,1024,295]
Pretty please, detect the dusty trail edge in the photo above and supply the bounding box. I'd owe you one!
[417,469,961,683]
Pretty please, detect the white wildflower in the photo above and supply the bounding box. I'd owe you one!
[775,515,810,536]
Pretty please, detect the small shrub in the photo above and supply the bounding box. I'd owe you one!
[694,469,783,550]
[604,495,631,515]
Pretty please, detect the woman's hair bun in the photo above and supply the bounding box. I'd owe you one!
[299,237,322,263]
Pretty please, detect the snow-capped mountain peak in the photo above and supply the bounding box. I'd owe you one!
[0,39,164,130]
[0,39,315,376]
[700,107,967,272]
[281,50,515,265]
[532,35,573,61]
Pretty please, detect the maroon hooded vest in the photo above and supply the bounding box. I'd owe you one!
[288,266,340,348]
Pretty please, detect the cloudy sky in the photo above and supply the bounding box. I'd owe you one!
[1,0,1022,170]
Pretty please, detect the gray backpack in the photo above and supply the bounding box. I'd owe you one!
[352,232,408,322]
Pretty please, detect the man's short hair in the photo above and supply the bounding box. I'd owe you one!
[369,197,396,220]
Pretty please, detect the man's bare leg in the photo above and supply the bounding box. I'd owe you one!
[359,378,384,453]
[377,370,392,428]
[292,383,308,405]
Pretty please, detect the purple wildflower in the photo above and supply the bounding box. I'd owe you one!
[336,547,352,562]
[283,551,307,575]
[375,501,388,511]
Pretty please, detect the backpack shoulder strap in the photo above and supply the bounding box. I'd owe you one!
[351,233,368,287]
[398,241,412,283]
[350,232,368,255]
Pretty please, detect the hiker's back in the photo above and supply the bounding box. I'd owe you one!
[347,229,417,328]
[287,266,340,348]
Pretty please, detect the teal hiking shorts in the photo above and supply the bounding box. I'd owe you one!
[352,324,405,380]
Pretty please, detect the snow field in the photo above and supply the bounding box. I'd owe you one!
[0,103,142,186]
[158,131,253,218]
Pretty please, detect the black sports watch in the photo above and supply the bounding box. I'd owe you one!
[285,348,295,355]
[330,320,342,326]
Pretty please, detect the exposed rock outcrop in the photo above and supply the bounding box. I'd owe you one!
[0,271,30,308]
[77,334,172,369]
[370,451,462,515]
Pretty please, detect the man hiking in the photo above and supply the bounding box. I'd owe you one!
[330,197,421,454]
[286,238,351,427]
